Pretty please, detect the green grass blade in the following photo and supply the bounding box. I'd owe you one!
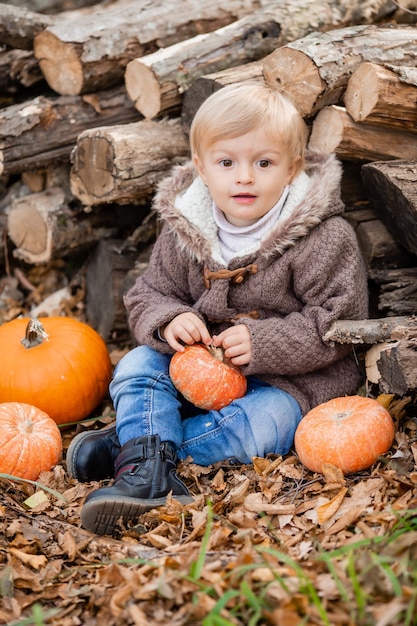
[0,473,67,503]
[189,499,214,581]
[258,546,330,626]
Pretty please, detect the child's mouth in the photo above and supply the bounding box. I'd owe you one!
[232,194,256,204]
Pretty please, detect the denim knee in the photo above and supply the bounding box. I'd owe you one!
[179,381,302,465]
[110,345,172,403]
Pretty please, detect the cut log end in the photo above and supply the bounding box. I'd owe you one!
[263,48,324,118]
[70,135,116,203]
[125,59,162,120]
[308,106,345,154]
[34,31,83,96]
[8,202,49,263]
[344,62,383,122]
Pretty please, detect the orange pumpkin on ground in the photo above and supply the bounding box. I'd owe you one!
[294,395,395,474]
[0,317,112,425]
[0,402,62,480]
[169,343,247,411]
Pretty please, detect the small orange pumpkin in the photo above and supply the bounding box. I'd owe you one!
[0,317,112,425]
[0,402,62,480]
[169,343,247,411]
[294,395,395,474]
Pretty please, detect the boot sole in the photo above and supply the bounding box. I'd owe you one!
[81,493,194,535]
[66,422,117,480]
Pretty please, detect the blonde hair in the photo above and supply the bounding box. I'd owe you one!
[190,81,307,170]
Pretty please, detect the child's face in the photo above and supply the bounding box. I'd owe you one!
[193,126,299,227]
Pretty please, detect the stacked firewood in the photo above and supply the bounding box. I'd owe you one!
[0,0,417,394]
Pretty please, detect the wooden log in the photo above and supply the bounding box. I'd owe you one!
[340,162,369,206]
[323,316,417,345]
[354,218,414,271]
[378,339,417,395]
[370,268,417,316]
[181,61,264,129]
[0,212,6,267]
[181,0,400,127]
[125,13,281,120]
[34,0,267,96]
[386,64,417,87]
[0,86,141,176]
[263,24,417,118]
[344,62,417,132]
[70,118,189,206]
[6,187,118,265]
[3,0,100,14]
[21,163,72,195]
[86,239,153,340]
[308,105,417,162]
[0,49,44,102]
[0,4,53,50]
[344,205,414,271]
[361,160,417,257]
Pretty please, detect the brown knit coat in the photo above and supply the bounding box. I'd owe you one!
[124,151,369,415]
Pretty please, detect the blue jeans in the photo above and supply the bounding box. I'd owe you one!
[110,345,302,466]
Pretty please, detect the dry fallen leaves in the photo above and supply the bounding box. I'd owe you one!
[0,397,416,625]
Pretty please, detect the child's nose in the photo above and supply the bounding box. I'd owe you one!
[235,163,253,184]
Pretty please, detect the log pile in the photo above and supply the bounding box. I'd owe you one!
[1,0,417,397]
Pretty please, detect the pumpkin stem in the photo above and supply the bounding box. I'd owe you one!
[21,419,34,434]
[207,343,238,370]
[207,344,225,362]
[21,318,50,349]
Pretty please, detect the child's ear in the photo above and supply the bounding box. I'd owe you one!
[193,153,207,182]
[287,156,302,183]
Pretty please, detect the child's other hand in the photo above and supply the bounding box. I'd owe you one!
[163,312,212,352]
[212,324,252,366]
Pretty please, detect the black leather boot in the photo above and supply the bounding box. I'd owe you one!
[66,422,120,482]
[80,435,193,535]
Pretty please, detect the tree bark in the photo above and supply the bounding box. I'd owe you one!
[0,86,141,176]
[323,316,417,345]
[3,0,100,14]
[0,4,53,50]
[180,0,400,127]
[308,105,417,162]
[0,49,44,98]
[181,61,264,128]
[33,0,270,96]
[370,268,417,316]
[378,339,417,395]
[125,13,281,120]
[386,64,417,87]
[344,62,417,132]
[0,212,6,267]
[70,118,189,206]
[361,160,417,257]
[354,218,414,271]
[263,24,417,118]
[6,187,118,265]
[86,238,153,340]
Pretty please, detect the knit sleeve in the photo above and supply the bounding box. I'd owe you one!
[124,225,205,351]
[242,216,368,377]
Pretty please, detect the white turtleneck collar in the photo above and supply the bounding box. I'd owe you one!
[212,186,290,263]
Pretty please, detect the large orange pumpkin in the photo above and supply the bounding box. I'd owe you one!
[0,402,62,480]
[294,395,395,474]
[169,343,247,410]
[0,317,112,425]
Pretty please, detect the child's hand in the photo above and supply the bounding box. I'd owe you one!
[212,324,252,366]
[162,312,212,352]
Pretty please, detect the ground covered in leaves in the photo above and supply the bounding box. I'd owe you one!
[1,391,417,626]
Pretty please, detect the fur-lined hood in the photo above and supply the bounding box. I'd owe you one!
[153,151,344,266]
